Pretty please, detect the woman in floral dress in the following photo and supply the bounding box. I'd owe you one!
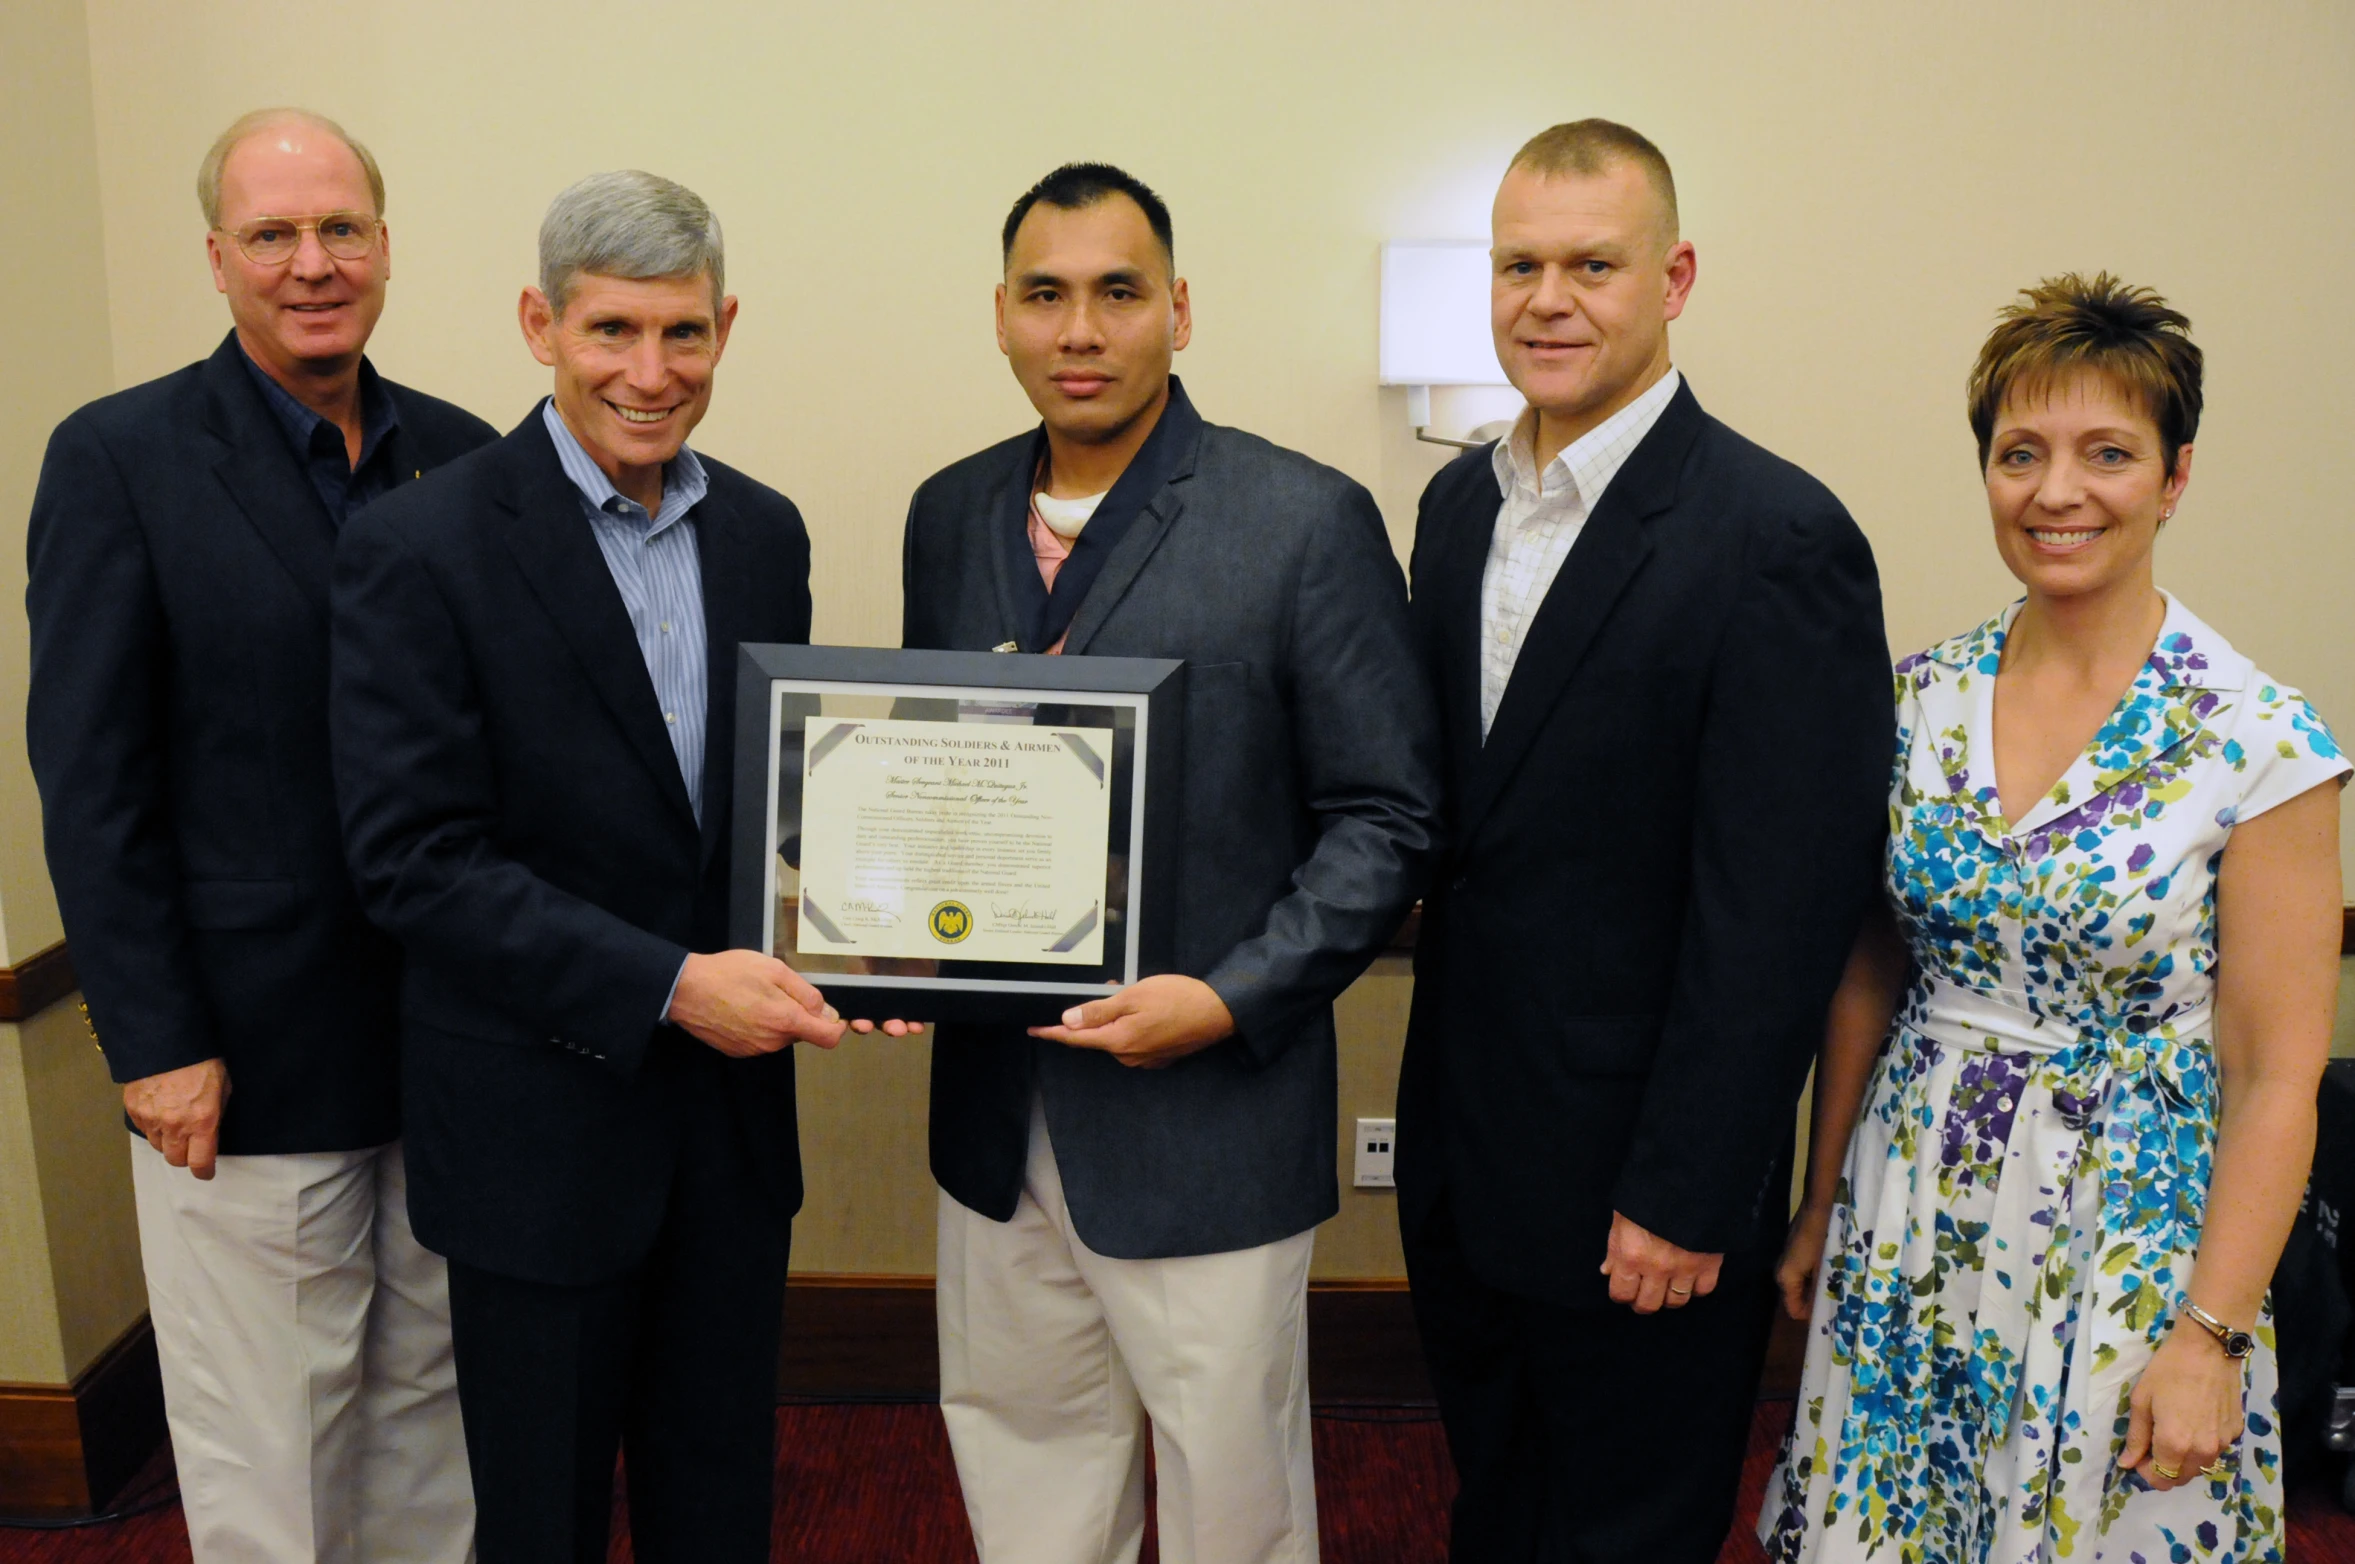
[1761,274,2348,1564]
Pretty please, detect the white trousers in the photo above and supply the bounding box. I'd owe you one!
[936,1100,1319,1564]
[131,1136,474,1564]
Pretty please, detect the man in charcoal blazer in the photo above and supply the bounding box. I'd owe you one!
[26,109,492,1562]
[904,163,1442,1563]
[330,171,843,1564]
[1395,120,1892,1563]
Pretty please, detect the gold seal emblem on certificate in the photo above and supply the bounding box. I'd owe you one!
[927,900,974,944]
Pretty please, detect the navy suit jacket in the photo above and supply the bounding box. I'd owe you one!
[26,331,496,1153]
[330,411,813,1286]
[904,383,1443,1259]
[1398,380,1892,1306]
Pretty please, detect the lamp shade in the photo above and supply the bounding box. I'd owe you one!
[1379,241,1502,386]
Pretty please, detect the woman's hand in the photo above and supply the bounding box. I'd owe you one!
[2119,1326,2247,1489]
[1775,1201,1835,1321]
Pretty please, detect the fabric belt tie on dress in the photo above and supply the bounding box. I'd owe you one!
[1905,975,2216,1445]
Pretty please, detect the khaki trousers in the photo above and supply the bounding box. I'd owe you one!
[131,1136,474,1563]
[936,1098,1319,1564]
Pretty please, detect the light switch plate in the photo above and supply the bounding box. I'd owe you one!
[1354,1117,1396,1188]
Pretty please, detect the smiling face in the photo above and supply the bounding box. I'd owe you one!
[1984,369,2192,602]
[520,271,737,495]
[995,194,1191,450]
[206,122,389,382]
[1490,160,1694,456]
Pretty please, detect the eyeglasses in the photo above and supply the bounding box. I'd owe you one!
[217,211,382,266]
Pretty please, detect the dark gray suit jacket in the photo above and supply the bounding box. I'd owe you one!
[902,380,1442,1259]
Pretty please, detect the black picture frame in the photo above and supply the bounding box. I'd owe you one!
[731,644,1185,1024]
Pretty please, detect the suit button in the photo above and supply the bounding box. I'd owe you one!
[1450,876,1469,892]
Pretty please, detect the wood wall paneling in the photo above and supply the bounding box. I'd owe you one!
[0,1315,164,1519]
[0,942,76,1023]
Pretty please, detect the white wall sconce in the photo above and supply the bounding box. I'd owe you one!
[1379,241,1519,449]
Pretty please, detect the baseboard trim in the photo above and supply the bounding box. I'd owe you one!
[0,941,77,1023]
[782,1271,1811,1404]
[0,1315,166,1518]
[780,1273,1432,1404]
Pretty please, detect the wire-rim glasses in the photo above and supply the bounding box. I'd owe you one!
[217,211,381,266]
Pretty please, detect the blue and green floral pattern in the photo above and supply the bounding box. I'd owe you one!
[1761,594,2347,1564]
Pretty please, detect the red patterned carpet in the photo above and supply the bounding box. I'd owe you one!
[7,1400,2355,1561]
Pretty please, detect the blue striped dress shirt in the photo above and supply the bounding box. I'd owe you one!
[539,400,711,823]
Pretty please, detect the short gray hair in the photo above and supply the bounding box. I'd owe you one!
[538,170,725,318]
[198,108,385,228]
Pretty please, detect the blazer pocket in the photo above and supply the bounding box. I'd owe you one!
[1557,1013,1662,1077]
[182,877,300,930]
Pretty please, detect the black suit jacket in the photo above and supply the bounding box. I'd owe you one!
[330,409,813,1286]
[904,381,1443,1259]
[25,332,496,1153]
[1397,380,1891,1307]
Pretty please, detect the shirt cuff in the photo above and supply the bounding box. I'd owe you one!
[659,954,690,1024]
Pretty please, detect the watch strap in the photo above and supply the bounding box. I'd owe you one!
[2183,1301,2255,1358]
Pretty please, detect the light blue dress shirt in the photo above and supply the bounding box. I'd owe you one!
[539,400,711,1024]
[540,400,711,820]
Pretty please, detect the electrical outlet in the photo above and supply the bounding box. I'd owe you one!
[1354,1117,1396,1188]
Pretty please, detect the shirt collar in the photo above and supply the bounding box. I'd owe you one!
[1492,365,1682,508]
[539,397,709,533]
[240,346,399,468]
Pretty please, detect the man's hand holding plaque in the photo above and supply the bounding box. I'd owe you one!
[667,950,850,1055]
[1030,973,1234,1069]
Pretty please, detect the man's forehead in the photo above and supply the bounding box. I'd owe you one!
[1006,197,1169,277]
[1493,163,1670,244]
[218,127,370,212]
[563,272,717,321]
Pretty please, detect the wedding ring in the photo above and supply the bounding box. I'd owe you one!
[1668,1283,1693,1296]
[2151,1463,2181,1481]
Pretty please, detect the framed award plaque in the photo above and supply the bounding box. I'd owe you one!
[730,644,1184,1024]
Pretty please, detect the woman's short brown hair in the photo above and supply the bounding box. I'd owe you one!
[1966,272,2203,478]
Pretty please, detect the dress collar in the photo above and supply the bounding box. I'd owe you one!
[1907,591,2250,838]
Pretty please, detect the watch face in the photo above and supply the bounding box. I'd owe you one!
[2225,1330,2256,1359]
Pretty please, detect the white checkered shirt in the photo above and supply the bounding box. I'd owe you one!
[1478,368,1682,737]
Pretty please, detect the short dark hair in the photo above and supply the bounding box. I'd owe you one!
[1001,162,1174,269]
[1967,272,2203,478]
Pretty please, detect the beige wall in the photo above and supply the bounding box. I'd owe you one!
[9,1,2349,1289]
[0,0,144,1383]
[0,0,108,964]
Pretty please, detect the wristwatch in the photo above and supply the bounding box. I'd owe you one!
[2182,1301,2256,1360]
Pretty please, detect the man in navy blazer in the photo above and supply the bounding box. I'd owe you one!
[331,170,844,1564]
[1396,121,1891,1561]
[26,110,493,1560]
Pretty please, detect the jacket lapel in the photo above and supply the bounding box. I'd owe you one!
[1425,458,1499,806]
[1454,384,1704,845]
[695,484,758,870]
[988,438,1043,651]
[494,417,700,831]
[198,333,336,623]
[1058,484,1186,656]
[377,415,428,489]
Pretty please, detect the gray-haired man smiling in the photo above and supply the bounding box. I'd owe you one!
[331,170,840,1563]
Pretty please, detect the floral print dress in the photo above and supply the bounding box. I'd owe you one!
[1760,594,2349,1564]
